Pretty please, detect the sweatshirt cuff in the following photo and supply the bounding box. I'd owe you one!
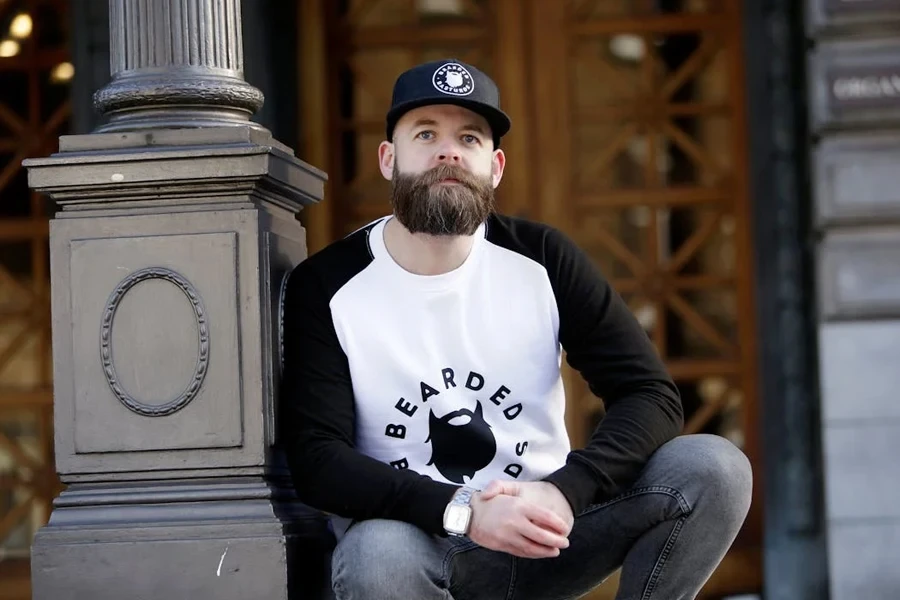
[542,460,599,516]
[406,480,459,536]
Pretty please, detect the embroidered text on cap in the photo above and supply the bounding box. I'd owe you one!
[432,63,475,96]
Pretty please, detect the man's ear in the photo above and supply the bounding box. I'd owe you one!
[491,148,506,189]
[378,141,395,180]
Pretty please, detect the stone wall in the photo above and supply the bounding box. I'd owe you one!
[807,1,900,598]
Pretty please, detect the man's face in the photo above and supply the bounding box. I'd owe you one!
[378,104,506,236]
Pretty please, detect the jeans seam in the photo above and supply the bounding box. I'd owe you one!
[331,551,343,599]
[441,539,479,594]
[641,515,686,600]
[579,485,692,516]
[504,557,517,600]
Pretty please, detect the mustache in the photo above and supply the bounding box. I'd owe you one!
[416,163,484,190]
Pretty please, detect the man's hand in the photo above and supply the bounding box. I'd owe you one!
[467,491,571,559]
[480,481,575,535]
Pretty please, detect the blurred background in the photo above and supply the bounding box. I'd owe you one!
[0,0,897,598]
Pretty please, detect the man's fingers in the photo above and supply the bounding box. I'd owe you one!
[470,494,573,560]
[523,503,571,535]
[519,519,570,550]
[509,535,561,559]
[479,481,503,500]
[482,480,518,500]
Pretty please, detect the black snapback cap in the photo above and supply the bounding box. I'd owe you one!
[385,59,511,147]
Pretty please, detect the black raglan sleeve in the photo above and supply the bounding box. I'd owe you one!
[278,258,458,535]
[538,226,684,515]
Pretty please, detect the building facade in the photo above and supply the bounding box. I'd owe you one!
[1,0,898,598]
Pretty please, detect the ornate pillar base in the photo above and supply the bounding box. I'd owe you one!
[95,102,269,133]
[31,479,334,599]
[24,127,333,599]
[93,68,267,132]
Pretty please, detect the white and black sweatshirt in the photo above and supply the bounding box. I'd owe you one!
[280,213,683,537]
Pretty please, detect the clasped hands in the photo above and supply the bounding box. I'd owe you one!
[467,480,575,559]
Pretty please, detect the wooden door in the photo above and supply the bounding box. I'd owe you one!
[521,2,761,596]
[299,0,760,596]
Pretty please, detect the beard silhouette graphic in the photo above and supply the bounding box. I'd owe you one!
[426,401,497,484]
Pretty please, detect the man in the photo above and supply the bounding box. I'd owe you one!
[280,59,752,600]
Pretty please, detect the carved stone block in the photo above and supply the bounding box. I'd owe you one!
[50,208,268,476]
[814,132,900,225]
[809,39,900,131]
[25,124,331,600]
[824,418,900,519]
[827,520,900,599]
[818,229,900,320]
[826,0,900,11]
[807,0,900,32]
[24,127,323,484]
[69,231,241,454]
[819,321,900,421]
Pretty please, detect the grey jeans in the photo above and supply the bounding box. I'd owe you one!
[330,434,753,600]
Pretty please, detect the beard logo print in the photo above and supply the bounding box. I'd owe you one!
[426,401,496,484]
[382,367,531,485]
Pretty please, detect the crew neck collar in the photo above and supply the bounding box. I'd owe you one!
[369,216,487,291]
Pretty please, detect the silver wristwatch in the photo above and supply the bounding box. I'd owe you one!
[443,486,476,536]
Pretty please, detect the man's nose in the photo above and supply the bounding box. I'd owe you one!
[435,144,462,163]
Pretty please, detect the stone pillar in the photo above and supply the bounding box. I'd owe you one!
[808,1,900,598]
[23,1,333,598]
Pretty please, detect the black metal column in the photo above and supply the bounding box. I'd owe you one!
[93,0,264,131]
[741,2,830,599]
[70,0,299,142]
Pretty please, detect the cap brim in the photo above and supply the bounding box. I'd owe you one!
[386,96,511,144]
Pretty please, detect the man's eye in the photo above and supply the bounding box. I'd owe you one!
[416,131,434,140]
[463,134,479,144]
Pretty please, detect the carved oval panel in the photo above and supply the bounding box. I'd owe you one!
[99,267,210,417]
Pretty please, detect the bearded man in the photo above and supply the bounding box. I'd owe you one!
[279,59,752,600]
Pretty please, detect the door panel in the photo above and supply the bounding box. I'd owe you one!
[301,0,760,596]
[525,3,761,596]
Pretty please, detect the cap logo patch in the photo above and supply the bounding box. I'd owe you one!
[432,63,474,96]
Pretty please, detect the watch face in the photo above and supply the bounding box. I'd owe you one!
[445,504,471,534]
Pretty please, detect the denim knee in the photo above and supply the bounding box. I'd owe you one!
[331,519,447,600]
[678,434,753,521]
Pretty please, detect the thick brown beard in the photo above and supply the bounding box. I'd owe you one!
[390,162,495,236]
